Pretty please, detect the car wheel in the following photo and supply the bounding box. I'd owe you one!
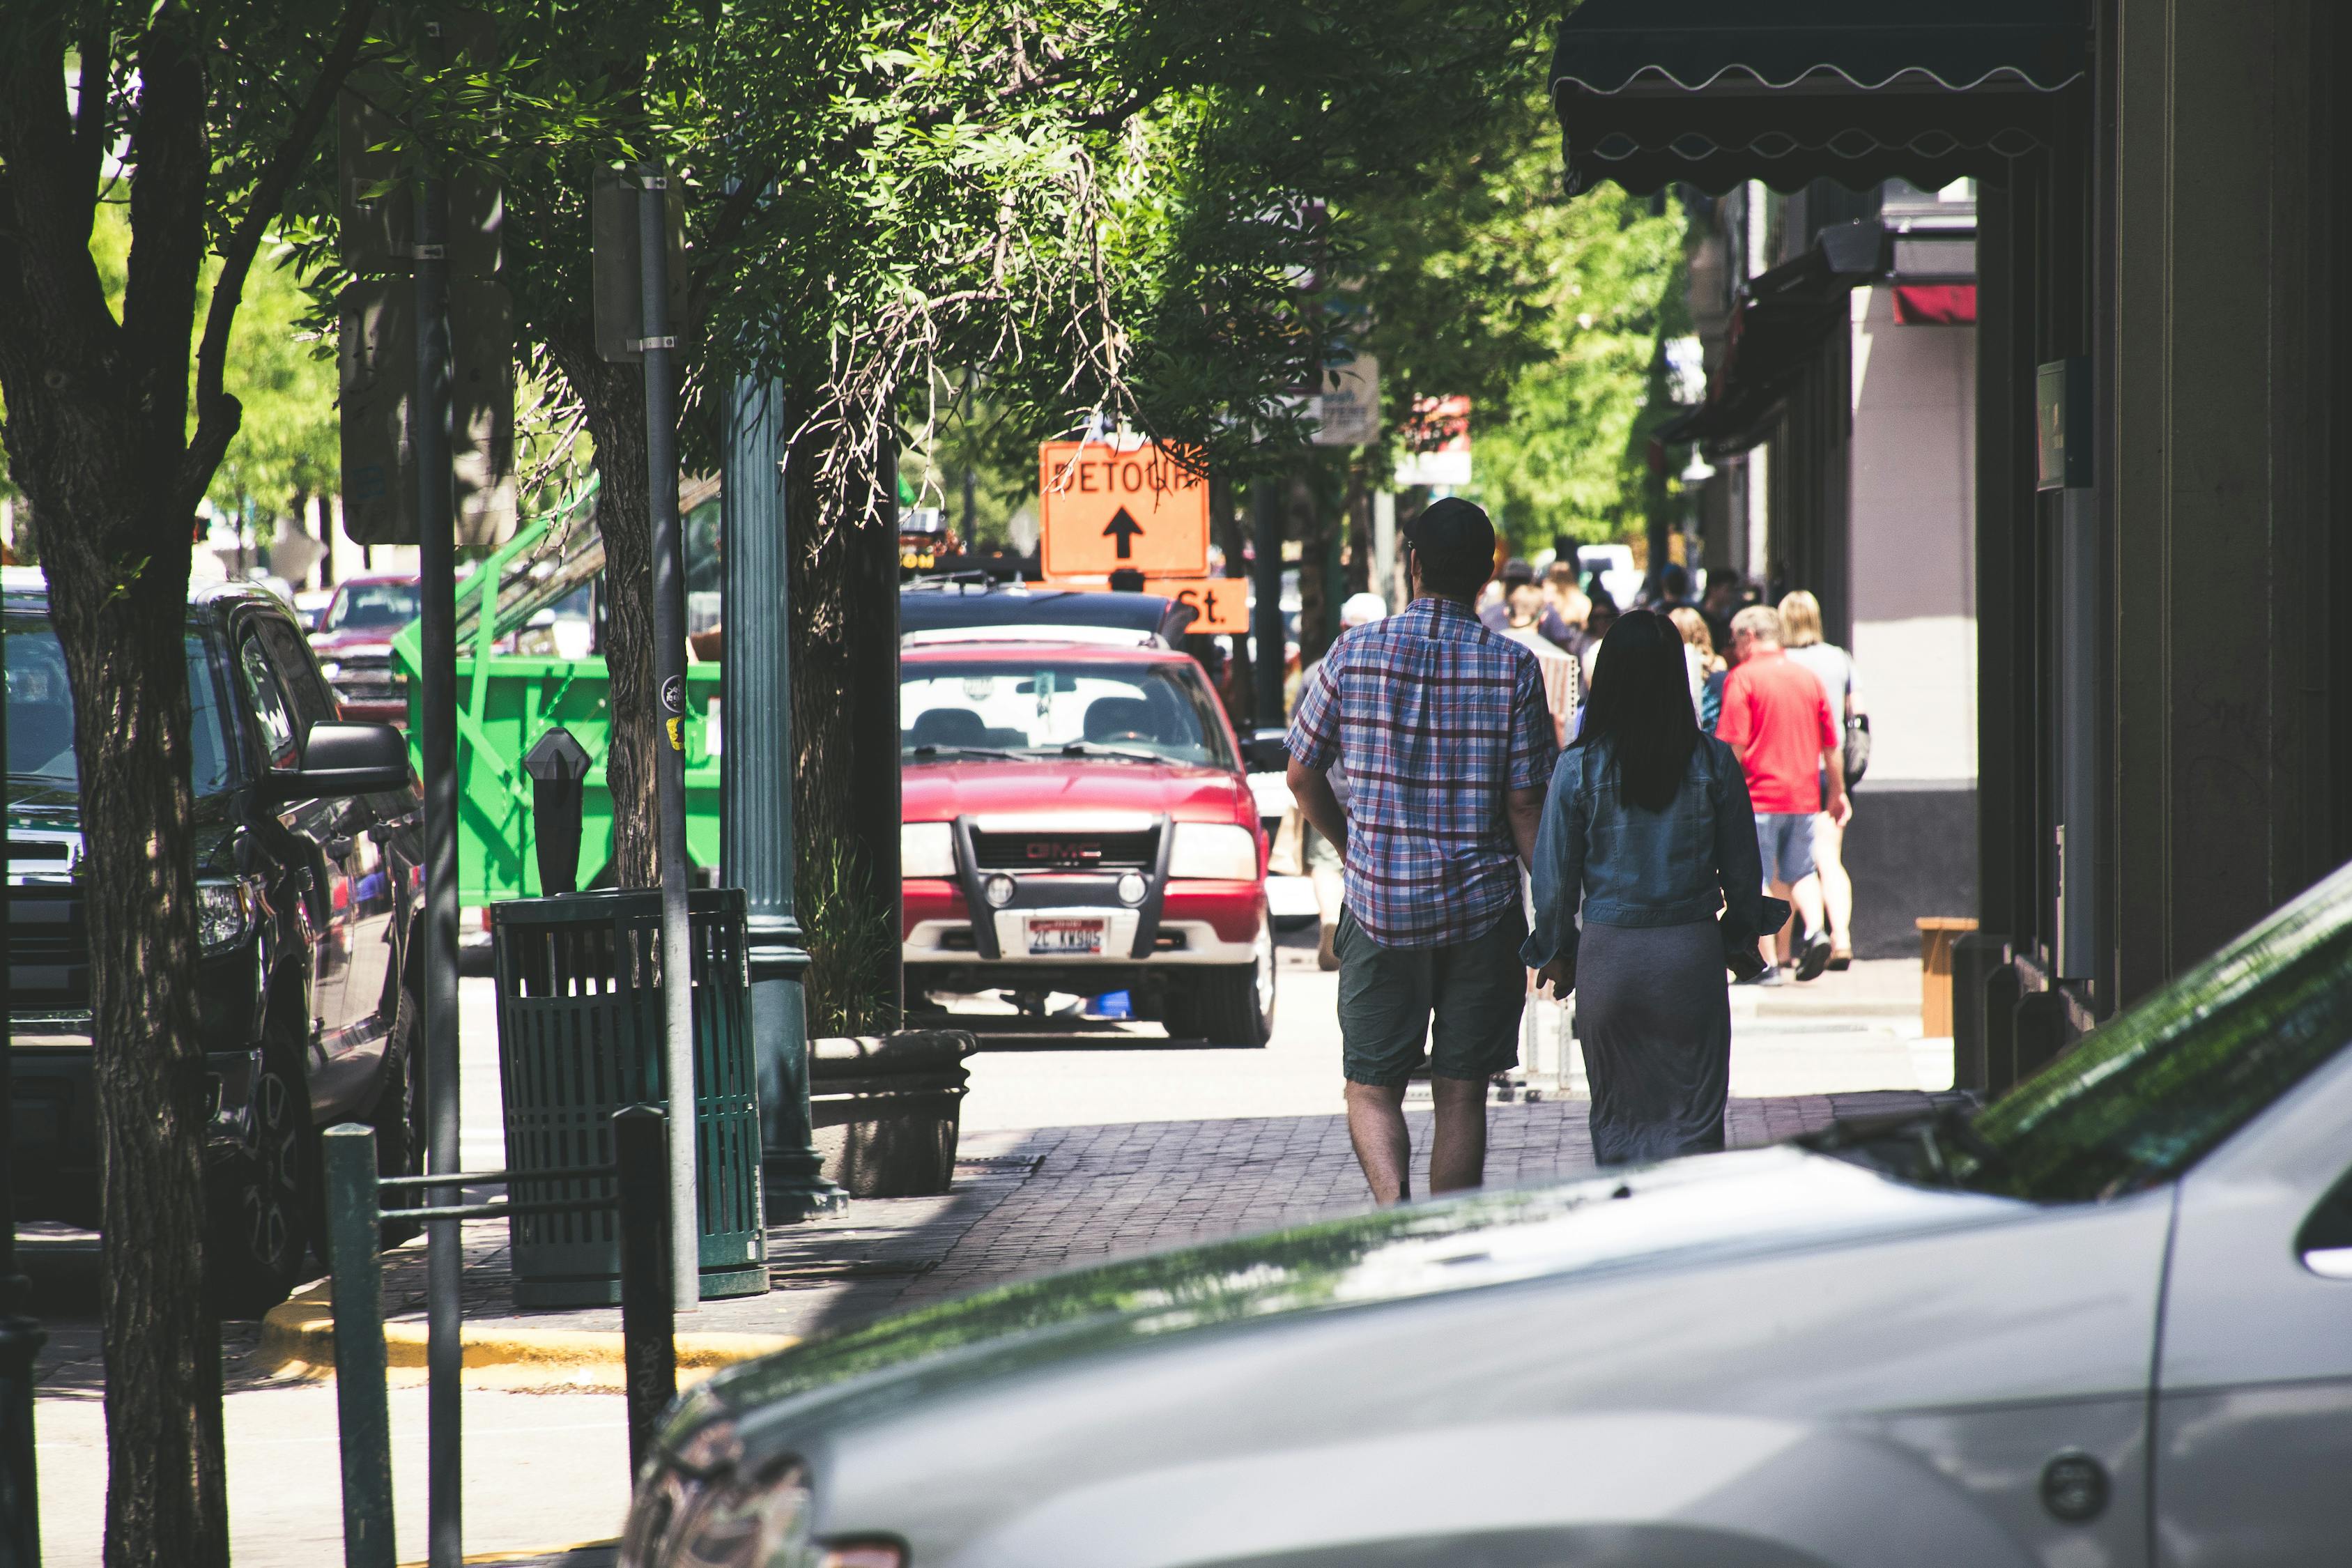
[374,978,426,1248]
[1185,927,1277,1047]
[208,1020,318,1318]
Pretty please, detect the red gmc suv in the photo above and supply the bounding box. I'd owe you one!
[900,639,1274,1045]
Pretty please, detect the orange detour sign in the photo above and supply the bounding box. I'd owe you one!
[1153,578,1249,636]
[1038,441,1209,578]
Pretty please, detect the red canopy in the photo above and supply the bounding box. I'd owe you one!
[1893,284,1977,325]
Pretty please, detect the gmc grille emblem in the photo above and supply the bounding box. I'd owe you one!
[1028,841,1100,862]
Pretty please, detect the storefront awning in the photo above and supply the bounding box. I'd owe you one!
[1553,0,2089,195]
[1659,220,1884,456]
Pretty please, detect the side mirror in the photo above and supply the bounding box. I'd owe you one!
[1244,728,1291,774]
[266,721,411,800]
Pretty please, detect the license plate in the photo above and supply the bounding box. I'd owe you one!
[1028,917,1107,956]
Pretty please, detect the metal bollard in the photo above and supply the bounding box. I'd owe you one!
[0,1302,43,1568]
[615,1105,677,1475]
[324,1125,395,1568]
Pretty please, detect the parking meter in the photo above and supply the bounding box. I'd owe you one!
[522,726,593,894]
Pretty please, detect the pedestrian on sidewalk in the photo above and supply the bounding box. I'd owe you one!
[1299,591,1391,971]
[1543,560,1593,658]
[1480,557,1580,651]
[1778,590,1865,969]
[1286,498,1557,1205]
[1523,610,1778,1162]
[1495,576,1582,745]
[1715,604,1851,983]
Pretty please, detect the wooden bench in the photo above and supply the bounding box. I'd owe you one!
[1916,916,1981,1038]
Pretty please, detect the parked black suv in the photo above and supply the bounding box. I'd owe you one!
[7,572,424,1313]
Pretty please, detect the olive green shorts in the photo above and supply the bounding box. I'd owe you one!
[1335,903,1527,1087]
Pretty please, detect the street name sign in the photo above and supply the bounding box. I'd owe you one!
[1038,441,1209,578]
[1037,577,1247,634]
[1153,578,1249,634]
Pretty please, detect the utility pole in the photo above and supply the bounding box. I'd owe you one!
[411,21,463,1568]
[721,381,845,1221]
[637,164,701,1312]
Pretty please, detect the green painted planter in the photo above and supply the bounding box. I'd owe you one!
[491,889,766,1307]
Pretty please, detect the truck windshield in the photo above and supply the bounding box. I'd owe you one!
[902,659,1233,769]
[321,581,420,633]
[5,617,235,797]
[1815,863,2352,1204]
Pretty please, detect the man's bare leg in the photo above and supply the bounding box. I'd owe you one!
[1345,1080,1413,1204]
[1429,1075,1489,1193]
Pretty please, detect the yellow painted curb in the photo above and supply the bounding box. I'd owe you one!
[261,1279,796,1385]
[398,1537,620,1567]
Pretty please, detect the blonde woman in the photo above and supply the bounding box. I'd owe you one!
[1668,605,1724,730]
[1778,590,1863,969]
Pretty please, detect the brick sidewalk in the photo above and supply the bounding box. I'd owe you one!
[379,1088,1961,1345]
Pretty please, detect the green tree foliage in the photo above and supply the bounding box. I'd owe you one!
[1339,84,1687,551]
[203,240,338,529]
[3,206,336,539]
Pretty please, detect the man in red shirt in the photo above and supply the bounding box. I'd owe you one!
[1716,604,1852,982]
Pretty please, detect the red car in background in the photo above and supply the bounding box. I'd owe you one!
[307,573,422,723]
[900,639,1275,1045]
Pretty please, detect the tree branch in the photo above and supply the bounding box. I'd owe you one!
[74,13,109,201]
[184,0,372,505]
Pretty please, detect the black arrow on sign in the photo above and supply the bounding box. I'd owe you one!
[1102,506,1145,560]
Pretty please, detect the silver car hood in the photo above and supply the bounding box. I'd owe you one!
[684,1146,2027,1454]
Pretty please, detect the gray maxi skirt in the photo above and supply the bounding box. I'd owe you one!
[1576,918,1730,1165]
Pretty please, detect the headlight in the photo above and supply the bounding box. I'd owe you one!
[900,821,956,879]
[1167,822,1258,880]
[197,879,252,953]
[670,1461,810,1568]
[623,1443,813,1568]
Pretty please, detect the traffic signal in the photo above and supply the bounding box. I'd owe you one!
[334,12,514,546]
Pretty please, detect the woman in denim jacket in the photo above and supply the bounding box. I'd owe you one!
[1524,610,1778,1162]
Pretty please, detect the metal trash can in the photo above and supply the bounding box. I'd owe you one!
[492,888,766,1307]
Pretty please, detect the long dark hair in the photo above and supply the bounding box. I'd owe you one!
[1574,608,1699,811]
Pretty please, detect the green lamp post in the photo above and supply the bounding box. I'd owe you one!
[722,377,847,1220]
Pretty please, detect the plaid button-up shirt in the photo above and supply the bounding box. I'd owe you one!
[1286,597,1558,948]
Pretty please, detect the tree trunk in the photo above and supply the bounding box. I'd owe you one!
[545,327,661,889]
[784,409,900,1034]
[1,406,225,1568]
[1343,462,1372,597]
[0,35,231,1567]
[1291,466,1339,669]
[1209,473,1254,728]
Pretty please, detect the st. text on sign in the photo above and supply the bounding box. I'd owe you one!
[1154,578,1249,635]
[1038,442,1209,578]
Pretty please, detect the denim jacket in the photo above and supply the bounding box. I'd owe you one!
[1521,734,1769,969]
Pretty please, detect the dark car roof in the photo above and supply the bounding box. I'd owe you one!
[3,570,296,627]
[902,639,1192,666]
[900,585,1197,643]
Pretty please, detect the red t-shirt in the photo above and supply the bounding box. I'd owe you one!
[1716,649,1838,813]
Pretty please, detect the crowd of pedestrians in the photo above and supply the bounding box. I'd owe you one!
[1284,502,1865,1199]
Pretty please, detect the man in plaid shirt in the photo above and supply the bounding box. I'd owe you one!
[1286,498,1557,1203]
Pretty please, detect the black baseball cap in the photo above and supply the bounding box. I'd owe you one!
[1401,497,1496,581]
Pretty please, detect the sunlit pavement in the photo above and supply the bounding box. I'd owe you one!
[958,925,1950,1133]
[30,926,1953,1567]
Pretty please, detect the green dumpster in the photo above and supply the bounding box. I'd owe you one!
[392,480,723,903]
[492,888,766,1306]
